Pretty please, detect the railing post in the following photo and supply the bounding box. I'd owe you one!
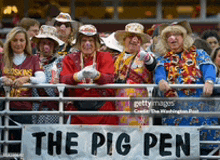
[3,86,10,155]
[147,86,154,126]
[57,84,65,124]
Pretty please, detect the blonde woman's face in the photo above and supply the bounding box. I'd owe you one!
[11,33,26,54]
[215,50,220,67]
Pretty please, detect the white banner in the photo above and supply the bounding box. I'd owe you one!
[22,125,199,160]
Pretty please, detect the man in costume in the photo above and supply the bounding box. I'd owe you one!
[60,24,118,125]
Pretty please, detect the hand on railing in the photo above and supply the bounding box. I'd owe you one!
[158,79,170,92]
[2,76,13,86]
[203,80,214,96]
[13,76,30,88]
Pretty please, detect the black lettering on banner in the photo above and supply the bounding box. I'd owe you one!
[66,132,78,155]
[92,132,105,155]
[176,133,190,157]
[32,132,46,155]
[116,133,131,156]
[107,132,113,155]
[48,131,62,155]
[144,133,157,156]
[160,133,172,156]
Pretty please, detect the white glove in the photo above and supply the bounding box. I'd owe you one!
[75,65,99,81]
[83,65,99,79]
[139,51,154,65]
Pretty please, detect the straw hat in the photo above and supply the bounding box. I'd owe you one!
[114,23,151,44]
[101,32,123,52]
[32,25,64,47]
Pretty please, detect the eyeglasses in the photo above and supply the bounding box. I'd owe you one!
[55,22,71,28]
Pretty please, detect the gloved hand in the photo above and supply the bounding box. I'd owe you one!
[75,65,100,81]
[83,64,100,79]
[2,77,14,86]
[139,51,153,64]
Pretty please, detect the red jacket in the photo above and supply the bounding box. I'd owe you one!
[60,51,118,125]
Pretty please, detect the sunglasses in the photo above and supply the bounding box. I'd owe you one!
[126,33,142,41]
[55,22,71,28]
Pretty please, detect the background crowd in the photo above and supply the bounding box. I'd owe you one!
[1,11,220,158]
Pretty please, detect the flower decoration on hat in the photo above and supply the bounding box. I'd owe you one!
[79,25,97,36]
[55,12,74,23]
[32,25,64,47]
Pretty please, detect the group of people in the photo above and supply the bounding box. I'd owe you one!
[0,11,220,157]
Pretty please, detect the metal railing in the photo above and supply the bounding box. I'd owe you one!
[1,83,220,159]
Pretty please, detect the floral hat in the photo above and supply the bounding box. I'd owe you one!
[78,24,98,36]
[75,24,103,48]
[54,12,75,23]
[114,23,151,44]
[32,25,64,47]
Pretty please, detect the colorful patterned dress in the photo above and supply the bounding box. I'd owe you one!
[155,46,218,149]
[114,51,154,125]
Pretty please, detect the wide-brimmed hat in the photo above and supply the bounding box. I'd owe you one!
[114,23,151,44]
[76,24,102,42]
[101,32,123,52]
[54,12,75,23]
[159,21,193,35]
[32,25,64,47]
[75,24,102,49]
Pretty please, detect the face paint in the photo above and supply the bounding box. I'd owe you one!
[85,42,92,49]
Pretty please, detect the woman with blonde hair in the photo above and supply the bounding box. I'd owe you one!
[0,27,46,152]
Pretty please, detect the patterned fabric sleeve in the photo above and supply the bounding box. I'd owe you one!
[154,56,167,84]
[196,49,216,82]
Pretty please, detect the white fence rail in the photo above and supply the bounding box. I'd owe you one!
[0,83,220,159]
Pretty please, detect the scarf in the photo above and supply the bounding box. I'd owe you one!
[114,51,137,80]
[164,45,201,97]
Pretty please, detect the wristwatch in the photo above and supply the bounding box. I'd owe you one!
[205,80,214,85]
